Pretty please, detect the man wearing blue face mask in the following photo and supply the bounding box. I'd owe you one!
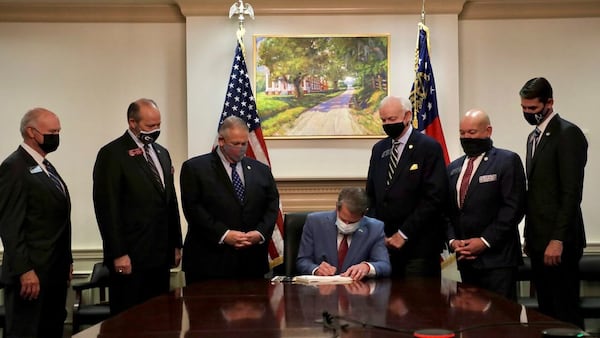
[93,98,183,315]
[446,109,526,300]
[520,77,588,327]
[180,116,279,284]
[296,187,391,280]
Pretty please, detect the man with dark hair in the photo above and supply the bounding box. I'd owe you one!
[0,108,72,337]
[180,116,279,284]
[446,109,526,300]
[520,77,588,327]
[366,96,448,278]
[296,187,391,280]
[93,98,183,315]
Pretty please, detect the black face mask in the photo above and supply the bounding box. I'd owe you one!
[382,122,405,139]
[460,137,492,157]
[37,133,60,154]
[138,129,160,145]
[523,106,549,126]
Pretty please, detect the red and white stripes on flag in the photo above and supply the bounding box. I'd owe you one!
[217,41,284,269]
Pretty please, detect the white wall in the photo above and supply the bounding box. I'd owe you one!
[460,17,599,245]
[185,14,461,178]
[0,22,187,250]
[0,15,598,252]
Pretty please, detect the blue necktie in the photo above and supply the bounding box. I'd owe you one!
[43,159,65,195]
[230,162,245,202]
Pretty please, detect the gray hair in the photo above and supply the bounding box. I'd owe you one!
[20,108,49,138]
[378,96,413,114]
[218,116,249,138]
[336,187,369,215]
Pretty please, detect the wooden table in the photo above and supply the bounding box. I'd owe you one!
[73,278,577,337]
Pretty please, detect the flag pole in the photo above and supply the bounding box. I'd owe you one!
[228,0,255,53]
[421,0,426,25]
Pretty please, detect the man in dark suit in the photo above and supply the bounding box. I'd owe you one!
[180,116,279,283]
[520,77,588,327]
[296,187,391,279]
[0,108,72,337]
[93,98,183,315]
[366,96,448,278]
[446,109,526,300]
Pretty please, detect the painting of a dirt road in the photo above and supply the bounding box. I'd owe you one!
[254,35,389,138]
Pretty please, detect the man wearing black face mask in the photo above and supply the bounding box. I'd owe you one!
[93,98,183,315]
[180,116,279,283]
[0,108,73,337]
[366,96,448,278]
[520,77,588,327]
[446,109,526,300]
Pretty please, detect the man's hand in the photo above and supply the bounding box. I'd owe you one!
[224,230,253,248]
[20,270,40,300]
[315,261,337,276]
[173,248,182,268]
[385,232,406,250]
[114,255,132,275]
[544,240,563,266]
[245,230,263,245]
[341,262,370,281]
[454,238,487,261]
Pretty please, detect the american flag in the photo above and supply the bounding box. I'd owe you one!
[218,41,284,269]
[409,22,450,165]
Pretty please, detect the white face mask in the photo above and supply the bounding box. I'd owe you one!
[336,216,361,234]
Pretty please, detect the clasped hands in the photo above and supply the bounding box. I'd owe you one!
[452,238,486,260]
[224,230,262,249]
[315,261,370,281]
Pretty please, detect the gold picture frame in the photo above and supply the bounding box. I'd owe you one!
[253,34,390,139]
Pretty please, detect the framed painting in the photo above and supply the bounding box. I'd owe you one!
[253,34,390,139]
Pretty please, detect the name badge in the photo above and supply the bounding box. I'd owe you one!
[479,174,497,183]
[29,165,43,174]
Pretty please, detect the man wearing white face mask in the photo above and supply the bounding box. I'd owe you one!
[93,98,183,315]
[180,116,280,284]
[296,187,391,280]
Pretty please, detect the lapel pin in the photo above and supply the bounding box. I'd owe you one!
[408,144,414,149]
[484,156,488,161]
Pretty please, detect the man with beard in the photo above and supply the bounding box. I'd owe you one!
[366,96,448,278]
[446,109,526,300]
[180,116,279,284]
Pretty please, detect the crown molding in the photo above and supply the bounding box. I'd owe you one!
[460,0,600,20]
[0,3,184,22]
[176,0,467,16]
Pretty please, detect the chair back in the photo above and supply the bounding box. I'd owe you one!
[283,212,309,277]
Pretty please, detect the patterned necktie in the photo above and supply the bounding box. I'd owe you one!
[144,144,164,191]
[43,159,65,195]
[458,157,476,208]
[338,235,348,270]
[230,162,245,202]
[531,127,541,157]
[387,140,400,185]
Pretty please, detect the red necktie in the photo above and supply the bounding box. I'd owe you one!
[338,235,348,270]
[459,157,476,208]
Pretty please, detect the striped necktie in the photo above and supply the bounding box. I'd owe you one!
[144,144,164,191]
[230,162,245,202]
[387,140,400,185]
[43,159,65,195]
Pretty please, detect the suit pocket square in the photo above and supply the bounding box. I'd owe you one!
[479,174,497,183]
[409,164,419,171]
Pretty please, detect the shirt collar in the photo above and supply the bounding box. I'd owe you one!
[127,129,145,149]
[394,124,413,145]
[20,142,45,166]
[537,111,556,134]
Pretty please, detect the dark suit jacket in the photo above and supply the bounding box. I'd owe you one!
[296,211,391,277]
[93,132,182,270]
[0,146,72,285]
[366,129,449,260]
[446,147,526,269]
[180,150,279,280]
[525,114,587,254]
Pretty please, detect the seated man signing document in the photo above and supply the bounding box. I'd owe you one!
[296,187,391,280]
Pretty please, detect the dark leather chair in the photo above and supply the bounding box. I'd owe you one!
[516,256,539,309]
[282,212,309,276]
[579,255,600,319]
[72,262,111,333]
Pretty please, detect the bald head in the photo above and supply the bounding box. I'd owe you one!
[460,109,492,139]
[378,96,413,138]
[20,107,61,156]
